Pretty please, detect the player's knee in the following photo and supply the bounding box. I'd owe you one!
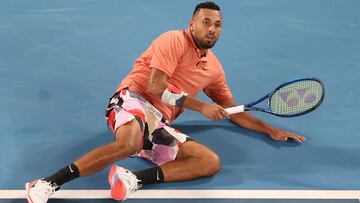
[202,152,221,177]
[113,139,139,157]
[113,122,142,157]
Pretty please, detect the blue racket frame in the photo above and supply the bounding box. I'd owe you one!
[244,77,325,117]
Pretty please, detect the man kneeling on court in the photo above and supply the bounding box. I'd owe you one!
[25,2,305,202]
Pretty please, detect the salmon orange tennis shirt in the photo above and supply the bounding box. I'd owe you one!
[117,29,233,123]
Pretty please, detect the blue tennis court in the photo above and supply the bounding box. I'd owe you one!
[1,0,359,202]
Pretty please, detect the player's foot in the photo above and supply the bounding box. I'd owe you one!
[25,179,58,203]
[108,165,141,201]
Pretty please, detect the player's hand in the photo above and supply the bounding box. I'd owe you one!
[201,103,230,121]
[269,128,305,142]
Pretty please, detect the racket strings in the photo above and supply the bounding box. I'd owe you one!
[270,80,323,116]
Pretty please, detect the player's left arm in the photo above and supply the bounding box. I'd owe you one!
[217,98,305,142]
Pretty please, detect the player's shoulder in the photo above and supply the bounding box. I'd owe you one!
[155,30,187,44]
[160,30,185,37]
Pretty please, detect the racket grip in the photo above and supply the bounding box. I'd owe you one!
[225,105,245,115]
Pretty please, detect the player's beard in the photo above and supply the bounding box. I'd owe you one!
[194,33,219,49]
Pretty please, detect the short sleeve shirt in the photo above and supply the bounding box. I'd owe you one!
[117,29,232,123]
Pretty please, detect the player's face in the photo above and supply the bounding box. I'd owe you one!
[190,8,222,49]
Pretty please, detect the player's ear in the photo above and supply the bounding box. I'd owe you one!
[189,20,194,32]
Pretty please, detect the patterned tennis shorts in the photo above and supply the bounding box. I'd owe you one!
[105,89,192,165]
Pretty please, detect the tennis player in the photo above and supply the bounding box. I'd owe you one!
[25,2,305,202]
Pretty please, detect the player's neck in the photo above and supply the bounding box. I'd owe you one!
[200,49,207,57]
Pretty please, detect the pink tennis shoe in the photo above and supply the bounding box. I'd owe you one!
[108,165,141,201]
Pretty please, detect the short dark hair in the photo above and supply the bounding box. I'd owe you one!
[192,1,220,17]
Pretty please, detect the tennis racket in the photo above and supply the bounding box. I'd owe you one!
[225,78,325,117]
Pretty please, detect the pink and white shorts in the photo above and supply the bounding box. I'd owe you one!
[105,89,192,165]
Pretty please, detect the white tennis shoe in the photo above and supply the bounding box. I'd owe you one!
[25,179,57,203]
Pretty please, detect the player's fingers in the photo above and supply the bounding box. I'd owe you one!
[209,113,218,121]
[297,135,306,142]
[212,111,221,121]
[211,112,219,120]
[291,136,301,142]
[221,109,230,119]
[289,134,303,142]
[211,107,222,120]
[217,111,224,120]
[218,106,230,119]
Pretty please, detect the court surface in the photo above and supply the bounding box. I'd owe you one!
[1,0,359,202]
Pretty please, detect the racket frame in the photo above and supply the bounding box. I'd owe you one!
[226,77,325,117]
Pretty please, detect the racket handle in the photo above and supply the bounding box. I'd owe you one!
[225,105,245,115]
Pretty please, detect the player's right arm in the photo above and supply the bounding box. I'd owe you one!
[147,68,229,121]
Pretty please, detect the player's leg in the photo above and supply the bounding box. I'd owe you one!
[75,119,143,177]
[161,140,221,182]
[109,124,221,201]
[25,119,143,203]
[131,140,220,186]
[133,125,221,183]
[122,140,221,182]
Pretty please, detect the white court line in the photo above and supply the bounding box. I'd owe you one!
[0,190,359,199]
